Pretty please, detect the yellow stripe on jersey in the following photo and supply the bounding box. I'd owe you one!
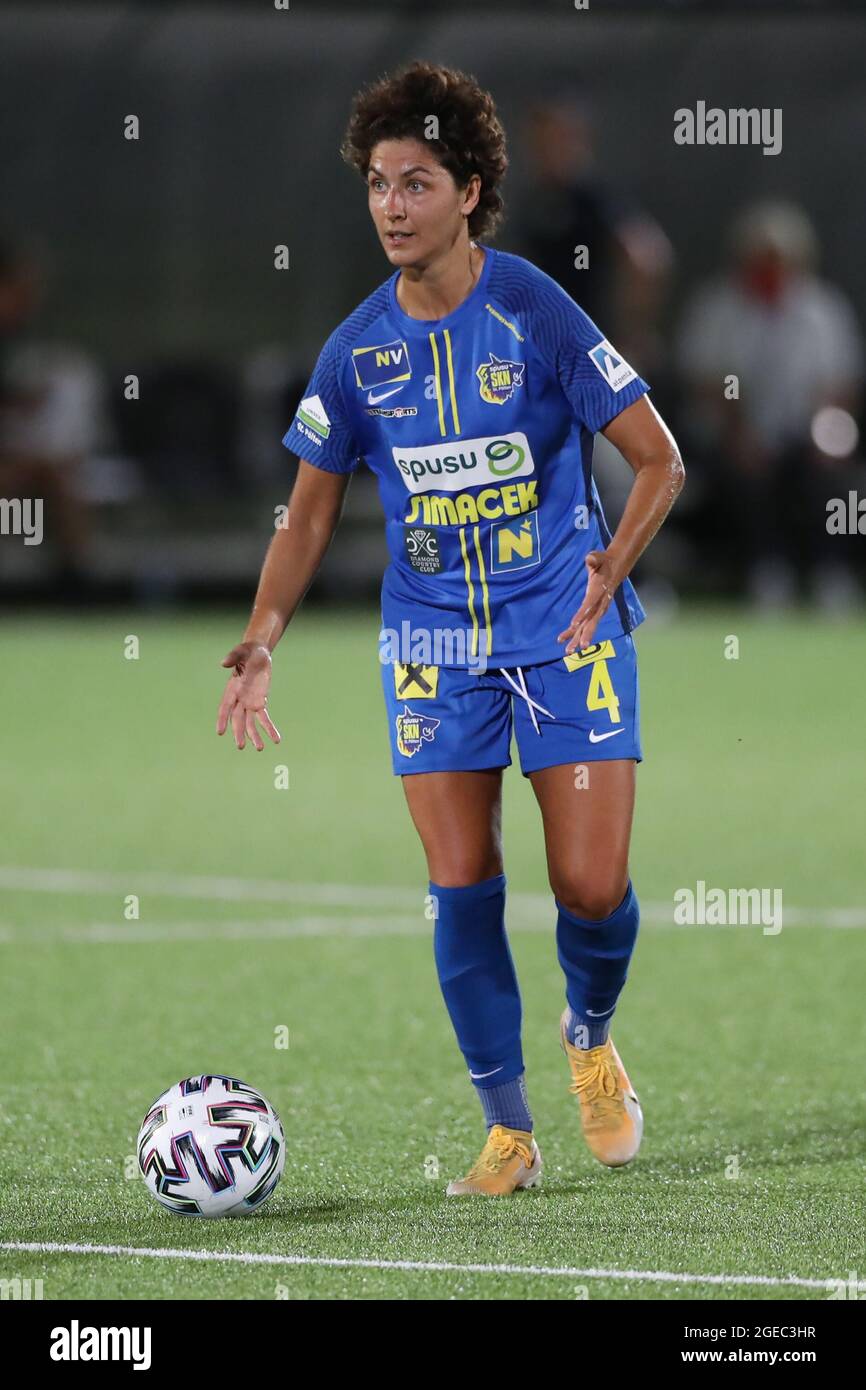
[443,329,461,435]
[428,330,461,438]
[458,527,480,658]
[428,332,447,437]
[472,524,493,657]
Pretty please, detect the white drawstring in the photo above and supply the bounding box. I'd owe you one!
[498,666,555,736]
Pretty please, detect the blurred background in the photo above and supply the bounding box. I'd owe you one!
[2,0,865,613]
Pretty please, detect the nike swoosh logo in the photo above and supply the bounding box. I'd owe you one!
[588,727,624,743]
[367,385,403,404]
[586,1006,616,1017]
[469,1066,504,1080]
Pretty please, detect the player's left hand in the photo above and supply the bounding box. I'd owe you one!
[557,551,621,655]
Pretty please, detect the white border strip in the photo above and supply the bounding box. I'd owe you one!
[1,1241,859,1292]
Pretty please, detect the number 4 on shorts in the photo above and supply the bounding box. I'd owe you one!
[586,659,621,724]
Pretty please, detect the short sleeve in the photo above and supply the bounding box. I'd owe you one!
[550,288,650,434]
[282,331,362,473]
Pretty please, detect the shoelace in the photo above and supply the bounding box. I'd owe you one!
[568,1053,626,1121]
[468,1129,529,1177]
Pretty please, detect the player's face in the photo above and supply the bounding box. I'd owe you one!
[367,138,475,268]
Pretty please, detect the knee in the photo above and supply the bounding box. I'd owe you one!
[430,857,503,889]
[553,872,627,922]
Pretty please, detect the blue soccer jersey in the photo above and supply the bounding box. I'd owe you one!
[282,245,649,668]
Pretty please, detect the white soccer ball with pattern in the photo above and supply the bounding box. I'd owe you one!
[137,1074,285,1218]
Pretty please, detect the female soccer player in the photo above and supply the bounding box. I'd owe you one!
[217,62,684,1196]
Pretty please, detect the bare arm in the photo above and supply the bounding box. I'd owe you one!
[557,394,685,653]
[243,459,352,651]
[216,459,352,749]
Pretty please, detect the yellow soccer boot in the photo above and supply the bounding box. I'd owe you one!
[446,1123,542,1196]
[560,1009,643,1166]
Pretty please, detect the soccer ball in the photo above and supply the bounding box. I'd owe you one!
[137,1074,286,1218]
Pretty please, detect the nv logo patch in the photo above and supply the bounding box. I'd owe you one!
[352,339,412,390]
[393,662,439,699]
[490,512,540,573]
[396,704,440,758]
[588,339,638,393]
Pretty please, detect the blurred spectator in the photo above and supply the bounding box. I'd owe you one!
[0,237,110,592]
[512,94,673,375]
[112,359,240,500]
[676,200,865,609]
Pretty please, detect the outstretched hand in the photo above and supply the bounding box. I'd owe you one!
[216,642,281,751]
[557,551,621,655]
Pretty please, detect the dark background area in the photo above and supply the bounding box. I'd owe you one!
[2,0,865,608]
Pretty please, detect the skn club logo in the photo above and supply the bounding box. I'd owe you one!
[476,352,525,405]
[396,704,440,758]
[393,432,534,493]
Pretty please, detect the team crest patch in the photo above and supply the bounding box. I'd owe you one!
[476,352,525,405]
[396,704,440,757]
[563,639,616,671]
[394,662,439,699]
[404,526,442,574]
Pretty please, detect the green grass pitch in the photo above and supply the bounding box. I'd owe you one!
[0,605,864,1300]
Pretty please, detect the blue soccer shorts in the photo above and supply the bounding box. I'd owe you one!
[380,632,642,776]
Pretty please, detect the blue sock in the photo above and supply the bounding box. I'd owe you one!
[431,873,532,1132]
[556,880,640,1049]
[477,1074,532,1133]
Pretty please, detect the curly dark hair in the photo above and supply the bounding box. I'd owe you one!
[340,60,508,241]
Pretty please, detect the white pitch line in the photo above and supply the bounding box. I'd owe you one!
[0,866,423,909]
[11,918,433,944]
[2,911,863,945]
[0,1241,857,1292]
[0,866,864,928]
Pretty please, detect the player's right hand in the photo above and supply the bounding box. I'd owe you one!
[216,641,281,751]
